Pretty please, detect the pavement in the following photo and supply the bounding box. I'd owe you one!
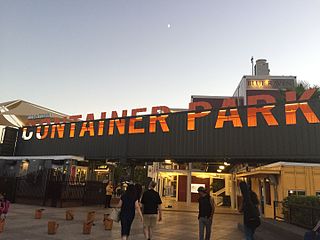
[161,198,239,215]
[0,204,243,240]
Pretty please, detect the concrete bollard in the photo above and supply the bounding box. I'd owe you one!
[35,209,45,219]
[103,214,113,230]
[0,219,5,233]
[83,221,93,234]
[86,211,95,222]
[66,210,74,221]
[48,221,59,235]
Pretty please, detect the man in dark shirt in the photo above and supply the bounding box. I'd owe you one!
[141,181,162,240]
[198,186,215,240]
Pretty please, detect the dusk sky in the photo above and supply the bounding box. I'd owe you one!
[1,0,320,117]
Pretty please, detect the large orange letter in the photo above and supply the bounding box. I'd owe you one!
[79,121,95,137]
[187,111,211,131]
[247,95,278,127]
[129,117,145,134]
[108,119,126,135]
[98,120,105,136]
[215,109,242,128]
[149,115,170,133]
[36,125,49,140]
[285,89,320,125]
[216,98,242,128]
[69,123,76,138]
[188,101,212,131]
[50,124,65,138]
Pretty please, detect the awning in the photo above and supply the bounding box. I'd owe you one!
[236,170,280,178]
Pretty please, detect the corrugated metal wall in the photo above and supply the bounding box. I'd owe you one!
[15,101,320,162]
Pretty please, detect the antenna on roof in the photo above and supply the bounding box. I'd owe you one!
[251,56,254,76]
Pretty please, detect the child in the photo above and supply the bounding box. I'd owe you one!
[0,193,10,219]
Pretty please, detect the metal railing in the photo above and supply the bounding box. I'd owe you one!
[0,170,106,207]
[274,201,320,229]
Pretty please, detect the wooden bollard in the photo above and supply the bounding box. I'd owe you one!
[83,221,93,234]
[66,210,74,221]
[103,214,113,230]
[35,209,45,219]
[86,211,95,222]
[0,219,5,233]
[48,221,59,235]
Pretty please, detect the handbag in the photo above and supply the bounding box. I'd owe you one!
[109,208,121,222]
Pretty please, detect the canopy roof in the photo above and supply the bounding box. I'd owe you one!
[0,100,68,127]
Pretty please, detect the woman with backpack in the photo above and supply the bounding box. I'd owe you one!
[240,181,261,240]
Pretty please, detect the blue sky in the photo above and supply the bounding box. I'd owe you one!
[1,0,320,116]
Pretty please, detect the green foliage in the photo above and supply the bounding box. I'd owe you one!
[283,195,320,207]
[113,164,129,184]
[276,81,320,105]
[133,167,148,185]
[282,196,320,228]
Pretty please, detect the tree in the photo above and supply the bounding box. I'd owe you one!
[277,80,319,105]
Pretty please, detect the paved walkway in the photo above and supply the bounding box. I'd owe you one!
[161,198,239,215]
[0,204,243,240]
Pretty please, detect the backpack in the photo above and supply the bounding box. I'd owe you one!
[245,201,261,229]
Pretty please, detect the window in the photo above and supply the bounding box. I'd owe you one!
[316,192,320,197]
[288,190,305,196]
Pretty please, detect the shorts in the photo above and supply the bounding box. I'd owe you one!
[143,214,158,228]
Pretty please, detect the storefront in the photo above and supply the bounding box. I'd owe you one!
[236,162,320,219]
[148,161,233,204]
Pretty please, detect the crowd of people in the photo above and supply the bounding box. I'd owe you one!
[1,180,282,240]
[103,179,262,240]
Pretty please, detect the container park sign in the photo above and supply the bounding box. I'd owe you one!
[21,89,320,141]
[15,89,320,161]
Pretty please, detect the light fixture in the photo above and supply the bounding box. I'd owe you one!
[219,166,225,170]
[217,169,222,173]
[164,159,172,164]
[224,162,230,166]
[94,169,109,172]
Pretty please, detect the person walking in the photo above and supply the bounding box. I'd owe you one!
[0,193,10,219]
[105,181,114,208]
[117,184,143,240]
[198,186,215,240]
[239,181,261,240]
[141,181,162,240]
